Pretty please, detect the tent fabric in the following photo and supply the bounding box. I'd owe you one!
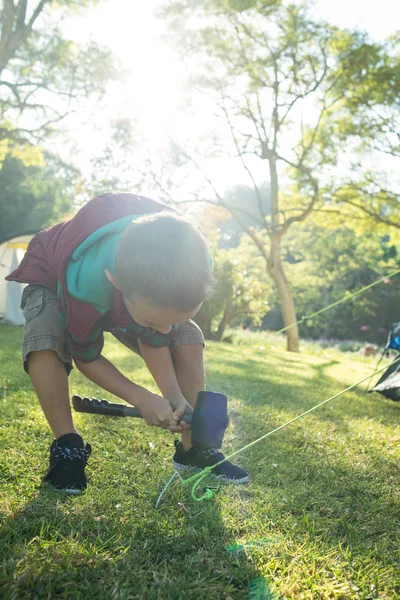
[369,322,400,402]
[384,322,400,352]
[0,233,36,325]
[371,359,400,402]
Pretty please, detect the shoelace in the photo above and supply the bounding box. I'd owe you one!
[200,448,223,459]
[52,445,91,463]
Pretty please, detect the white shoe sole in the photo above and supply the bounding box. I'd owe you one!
[51,486,83,495]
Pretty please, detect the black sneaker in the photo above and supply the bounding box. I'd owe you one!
[172,440,249,484]
[44,433,92,494]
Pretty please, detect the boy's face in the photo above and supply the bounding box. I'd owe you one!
[123,294,202,334]
[104,269,202,334]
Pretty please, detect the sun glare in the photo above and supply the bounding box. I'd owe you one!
[61,0,400,194]
[90,0,185,140]
[63,0,185,144]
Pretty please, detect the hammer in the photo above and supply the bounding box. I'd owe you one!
[72,391,229,449]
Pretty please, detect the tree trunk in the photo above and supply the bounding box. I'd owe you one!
[201,319,213,339]
[267,235,300,352]
[216,295,233,341]
[268,154,300,352]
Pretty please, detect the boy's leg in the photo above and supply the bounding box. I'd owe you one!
[21,285,76,438]
[171,321,249,484]
[27,350,78,439]
[171,342,204,450]
[21,285,90,492]
[114,321,249,483]
[113,322,205,449]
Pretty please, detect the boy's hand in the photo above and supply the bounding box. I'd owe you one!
[169,396,193,429]
[134,389,188,432]
[168,395,193,431]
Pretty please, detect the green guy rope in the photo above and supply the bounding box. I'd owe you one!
[275,267,400,336]
[155,268,400,505]
[181,358,400,502]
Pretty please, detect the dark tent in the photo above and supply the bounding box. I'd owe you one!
[370,322,400,402]
[371,359,400,401]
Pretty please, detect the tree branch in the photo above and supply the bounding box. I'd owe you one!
[278,48,328,131]
[274,152,320,231]
[16,0,28,31]
[27,0,48,33]
[333,190,400,229]
[0,0,49,74]
[220,100,266,224]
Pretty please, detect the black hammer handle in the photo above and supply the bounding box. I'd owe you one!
[72,395,193,424]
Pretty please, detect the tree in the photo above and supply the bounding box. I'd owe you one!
[0,0,116,159]
[218,183,270,248]
[0,152,77,237]
[83,117,195,205]
[193,236,271,340]
[161,0,400,351]
[274,219,400,344]
[293,32,400,231]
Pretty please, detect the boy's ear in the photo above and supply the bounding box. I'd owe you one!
[104,269,118,288]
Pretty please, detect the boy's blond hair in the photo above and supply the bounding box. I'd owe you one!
[115,211,213,311]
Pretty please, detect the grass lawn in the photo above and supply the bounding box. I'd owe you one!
[1,325,399,599]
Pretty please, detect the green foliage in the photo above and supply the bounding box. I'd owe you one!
[292,32,400,227]
[8,144,45,167]
[0,0,118,233]
[194,236,270,339]
[277,222,400,344]
[0,122,45,167]
[208,0,280,14]
[161,0,400,352]
[0,153,77,237]
[160,0,397,352]
[0,0,118,160]
[328,179,400,232]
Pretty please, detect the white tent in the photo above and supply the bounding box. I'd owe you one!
[0,233,36,325]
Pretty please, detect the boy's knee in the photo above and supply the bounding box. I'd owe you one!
[172,343,203,363]
[26,349,71,375]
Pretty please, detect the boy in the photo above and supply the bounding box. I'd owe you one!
[6,192,248,493]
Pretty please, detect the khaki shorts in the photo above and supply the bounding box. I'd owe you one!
[21,285,205,375]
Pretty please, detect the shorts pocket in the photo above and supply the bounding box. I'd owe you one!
[21,288,45,322]
[20,286,31,310]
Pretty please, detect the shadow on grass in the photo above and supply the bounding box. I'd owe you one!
[1,463,261,599]
[208,352,399,427]
[242,411,399,558]
[0,333,262,599]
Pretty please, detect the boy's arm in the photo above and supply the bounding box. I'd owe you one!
[74,355,186,432]
[75,354,141,402]
[138,340,193,423]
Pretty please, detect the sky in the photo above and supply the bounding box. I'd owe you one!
[311,0,400,39]
[60,0,400,196]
